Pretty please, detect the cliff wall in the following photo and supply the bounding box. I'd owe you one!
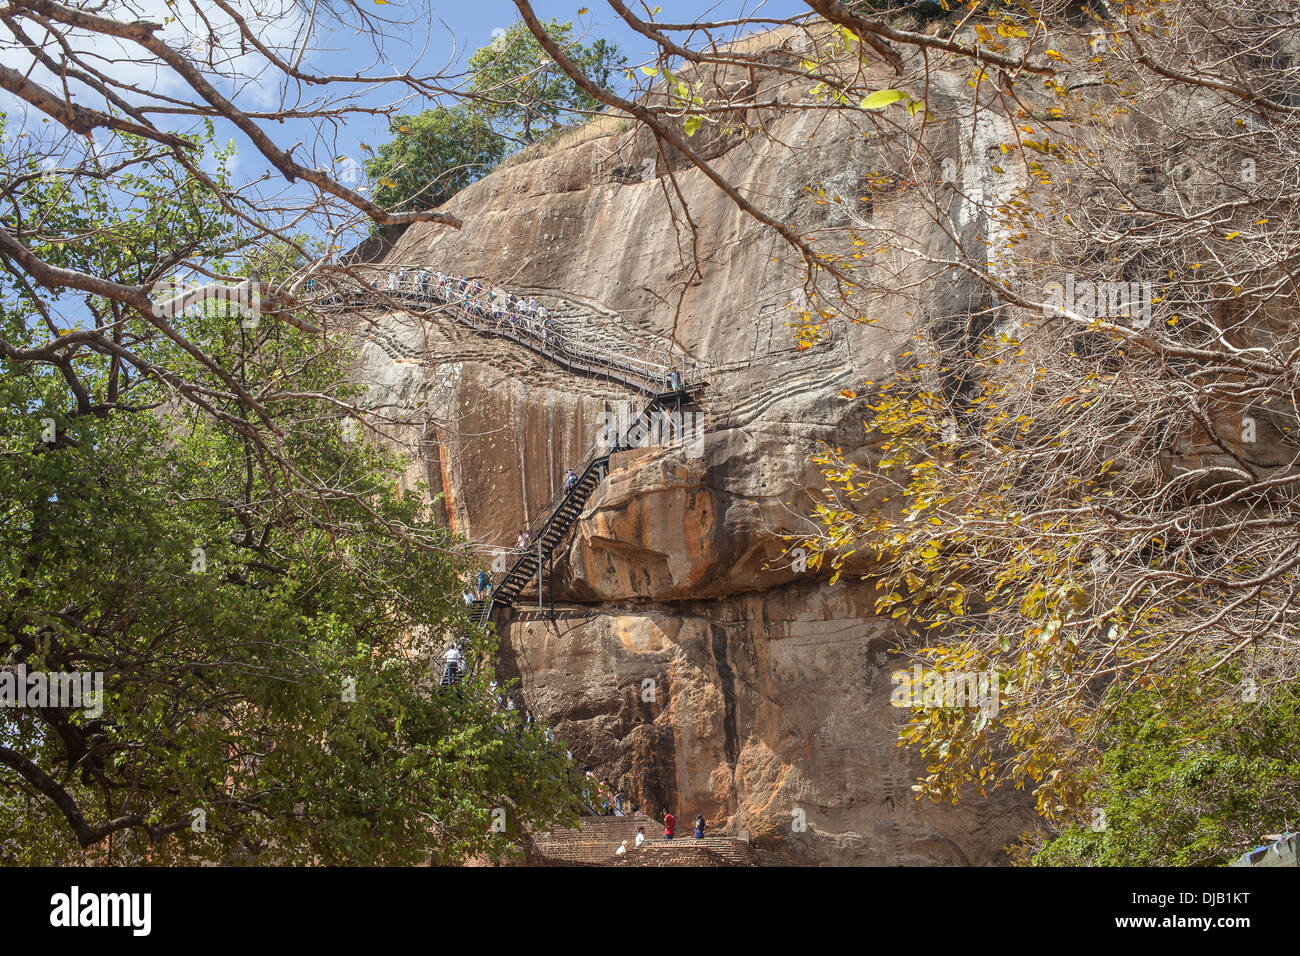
[352,46,1038,863]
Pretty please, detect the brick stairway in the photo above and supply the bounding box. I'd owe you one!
[609,839,761,867]
[528,814,761,867]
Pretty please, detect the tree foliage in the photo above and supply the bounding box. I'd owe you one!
[1026,674,1300,866]
[0,126,580,864]
[468,19,625,145]
[366,107,505,214]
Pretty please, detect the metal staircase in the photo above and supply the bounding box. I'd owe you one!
[320,269,706,694]
[471,387,696,627]
[313,273,707,397]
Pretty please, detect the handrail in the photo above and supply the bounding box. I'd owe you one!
[486,391,683,606]
[315,271,705,629]
[310,273,708,396]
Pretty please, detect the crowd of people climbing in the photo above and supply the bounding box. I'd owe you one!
[376,267,561,346]
[465,464,585,609]
[402,265,704,836]
[318,264,692,394]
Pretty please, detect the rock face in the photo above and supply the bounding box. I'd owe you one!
[351,44,1038,864]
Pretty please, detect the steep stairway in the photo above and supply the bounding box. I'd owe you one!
[318,273,706,397]
[471,387,696,628]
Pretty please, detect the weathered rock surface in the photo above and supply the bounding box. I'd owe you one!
[350,42,1037,863]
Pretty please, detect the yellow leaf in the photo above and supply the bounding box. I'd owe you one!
[1224,231,1240,240]
[840,389,857,399]
[860,89,908,110]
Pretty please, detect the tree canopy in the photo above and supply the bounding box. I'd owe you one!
[467,19,625,146]
[1026,673,1300,866]
[0,122,579,864]
[365,107,505,215]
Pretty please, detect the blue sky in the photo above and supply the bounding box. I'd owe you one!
[291,0,812,181]
[2,1,810,259]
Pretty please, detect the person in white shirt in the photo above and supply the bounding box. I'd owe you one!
[634,827,646,847]
[615,841,627,856]
[440,646,463,685]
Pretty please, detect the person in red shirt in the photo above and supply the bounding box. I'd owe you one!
[664,811,675,840]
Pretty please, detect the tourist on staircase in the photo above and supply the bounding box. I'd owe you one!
[476,569,489,600]
[440,645,463,686]
[668,367,682,391]
[664,810,675,840]
[694,814,706,839]
[635,826,646,848]
[517,528,531,550]
[564,467,578,495]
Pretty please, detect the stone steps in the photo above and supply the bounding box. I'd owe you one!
[529,814,760,866]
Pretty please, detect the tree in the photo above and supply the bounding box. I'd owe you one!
[0,123,580,864]
[468,19,625,146]
[366,107,505,215]
[1025,673,1300,866]
[0,0,465,408]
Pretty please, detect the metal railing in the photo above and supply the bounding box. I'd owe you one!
[480,391,685,610]
[310,272,708,396]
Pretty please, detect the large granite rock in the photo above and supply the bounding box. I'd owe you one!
[350,41,1038,864]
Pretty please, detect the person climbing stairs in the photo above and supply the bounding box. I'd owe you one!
[471,387,697,627]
